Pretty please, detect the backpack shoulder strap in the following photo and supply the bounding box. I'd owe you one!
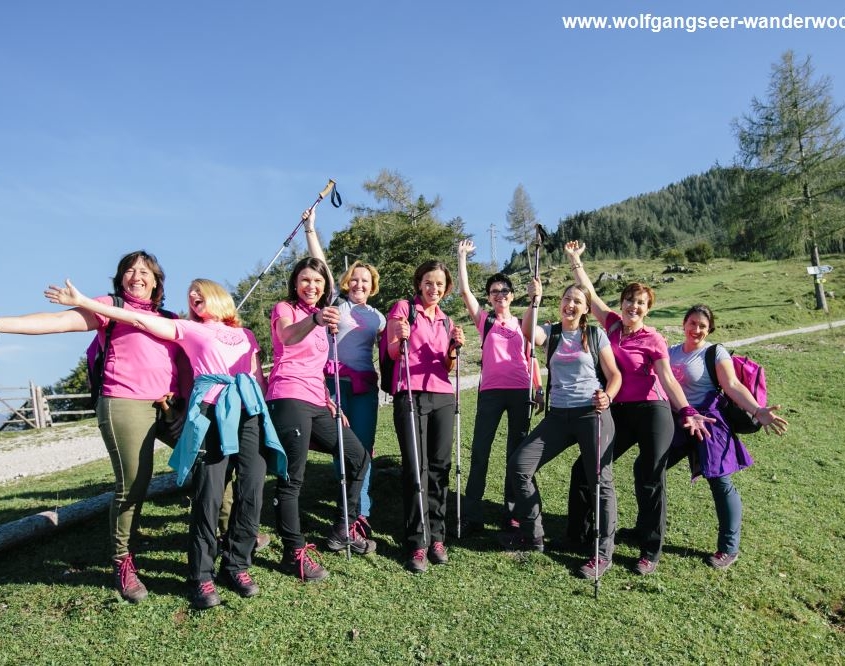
[586,325,606,388]
[98,294,125,390]
[481,312,495,348]
[544,322,563,414]
[704,343,721,391]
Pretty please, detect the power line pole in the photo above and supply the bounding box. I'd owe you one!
[488,223,498,269]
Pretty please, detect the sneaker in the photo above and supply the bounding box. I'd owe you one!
[405,548,428,574]
[706,551,739,569]
[356,516,373,539]
[428,541,448,565]
[459,520,484,537]
[326,521,377,555]
[281,544,330,583]
[578,557,612,579]
[502,518,520,533]
[112,553,148,603]
[634,557,658,575]
[189,579,221,610]
[497,531,544,553]
[219,569,260,598]
[253,532,272,554]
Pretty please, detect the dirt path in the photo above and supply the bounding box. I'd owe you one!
[2,319,842,483]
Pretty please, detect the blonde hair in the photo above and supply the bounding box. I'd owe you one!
[188,279,241,327]
[339,261,380,297]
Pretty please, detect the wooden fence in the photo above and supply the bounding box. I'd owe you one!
[0,383,93,431]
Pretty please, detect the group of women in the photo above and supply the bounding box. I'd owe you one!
[0,226,788,609]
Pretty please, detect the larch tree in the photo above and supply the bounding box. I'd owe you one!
[504,184,540,274]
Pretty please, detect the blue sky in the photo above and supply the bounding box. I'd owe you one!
[1,1,843,390]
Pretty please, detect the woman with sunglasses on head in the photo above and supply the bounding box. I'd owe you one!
[456,239,538,535]
[667,304,787,569]
[1,251,185,603]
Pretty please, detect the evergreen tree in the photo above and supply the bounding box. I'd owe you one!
[731,50,845,310]
[504,185,539,274]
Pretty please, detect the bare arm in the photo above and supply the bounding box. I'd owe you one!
[653,357,715,440]
[273,304,340,346]
[0,308,98,335]
[44,280,178,340]
[564,241,612,327]
[716,358,788,434]
[524,278,547,347]
[598,346,622,403]
[457,239,484,326]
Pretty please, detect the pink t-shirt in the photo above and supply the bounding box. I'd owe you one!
[477,314,530,391]
[388,298,454,394]
[172,320,260,404]
[93,296,182,401]
[605,310,668,402]
[265,300,329,406]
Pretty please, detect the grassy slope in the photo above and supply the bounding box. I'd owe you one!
[0,257,843,665]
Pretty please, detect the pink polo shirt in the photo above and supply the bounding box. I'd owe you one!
[477,315,530,391]
[172,320,259,404]
[92,296,182,401]
[388,297,454,394]
[605,310,669,402]
[265,300,329,406]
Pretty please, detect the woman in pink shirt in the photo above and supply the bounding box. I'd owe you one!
[456,239,534,535]
[0,251,183,603]
[385,260,465,573]
[266,257,374,583]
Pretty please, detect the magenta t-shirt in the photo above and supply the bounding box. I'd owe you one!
[265,300,329,406]
[173,320,260,404]
[387,298,454,394]
[92,296,181,401]
[477,315,530,391]
[605,310,668,402]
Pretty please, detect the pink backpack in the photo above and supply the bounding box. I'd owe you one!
[704,344,767,434]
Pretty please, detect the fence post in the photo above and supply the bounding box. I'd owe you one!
[29,381,41,429]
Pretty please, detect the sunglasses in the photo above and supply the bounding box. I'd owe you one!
[489,288,512,296]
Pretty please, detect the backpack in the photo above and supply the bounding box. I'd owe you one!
[704,344,767,434]
[378,299,451,394]
[85,296,178,409]
[544,323,605,414]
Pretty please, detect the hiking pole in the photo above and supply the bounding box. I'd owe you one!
[236,179,341,310]
[400,338,427,544]
[525,225,546,429]
[330,325,352,560]
[593,398,602,599]
[453,341,463,539]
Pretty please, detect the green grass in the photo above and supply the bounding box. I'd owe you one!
[1,257,844,665]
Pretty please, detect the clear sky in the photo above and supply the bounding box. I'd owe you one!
[1,0,843,390]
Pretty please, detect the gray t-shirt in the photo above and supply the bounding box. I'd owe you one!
[543,324,610,409]
[328,298,385,372]
[668,342,730,407]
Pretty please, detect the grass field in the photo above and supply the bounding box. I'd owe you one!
[0,256,843,665]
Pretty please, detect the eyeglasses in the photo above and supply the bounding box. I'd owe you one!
[489,288,512,296]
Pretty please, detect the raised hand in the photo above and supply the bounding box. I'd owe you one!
[44,279,85,307]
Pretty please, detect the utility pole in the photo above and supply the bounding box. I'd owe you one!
[488,223,498,269]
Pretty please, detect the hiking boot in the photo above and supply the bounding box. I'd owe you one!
[706,551,739,570]
[501,518,520,533]
[253,532,272,554]
[497,531,544,553]
[356,516,373,539]
[281,544,329,583]
[428,541,448,565]
[189,579,221,610]
[634,557,658,575]
[578,557,612,579]
[113,553,148,603]
[219,569,260,598]
[405,548,428,574]
[326,521,377,555]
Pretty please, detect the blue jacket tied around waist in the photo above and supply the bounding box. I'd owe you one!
[168,373,288,486]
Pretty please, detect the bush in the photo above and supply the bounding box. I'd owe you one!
[663,248,685,264]
[685,242,714,264]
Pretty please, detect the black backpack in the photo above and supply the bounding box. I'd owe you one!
[543,323,605,414]
[378,299,451,394]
